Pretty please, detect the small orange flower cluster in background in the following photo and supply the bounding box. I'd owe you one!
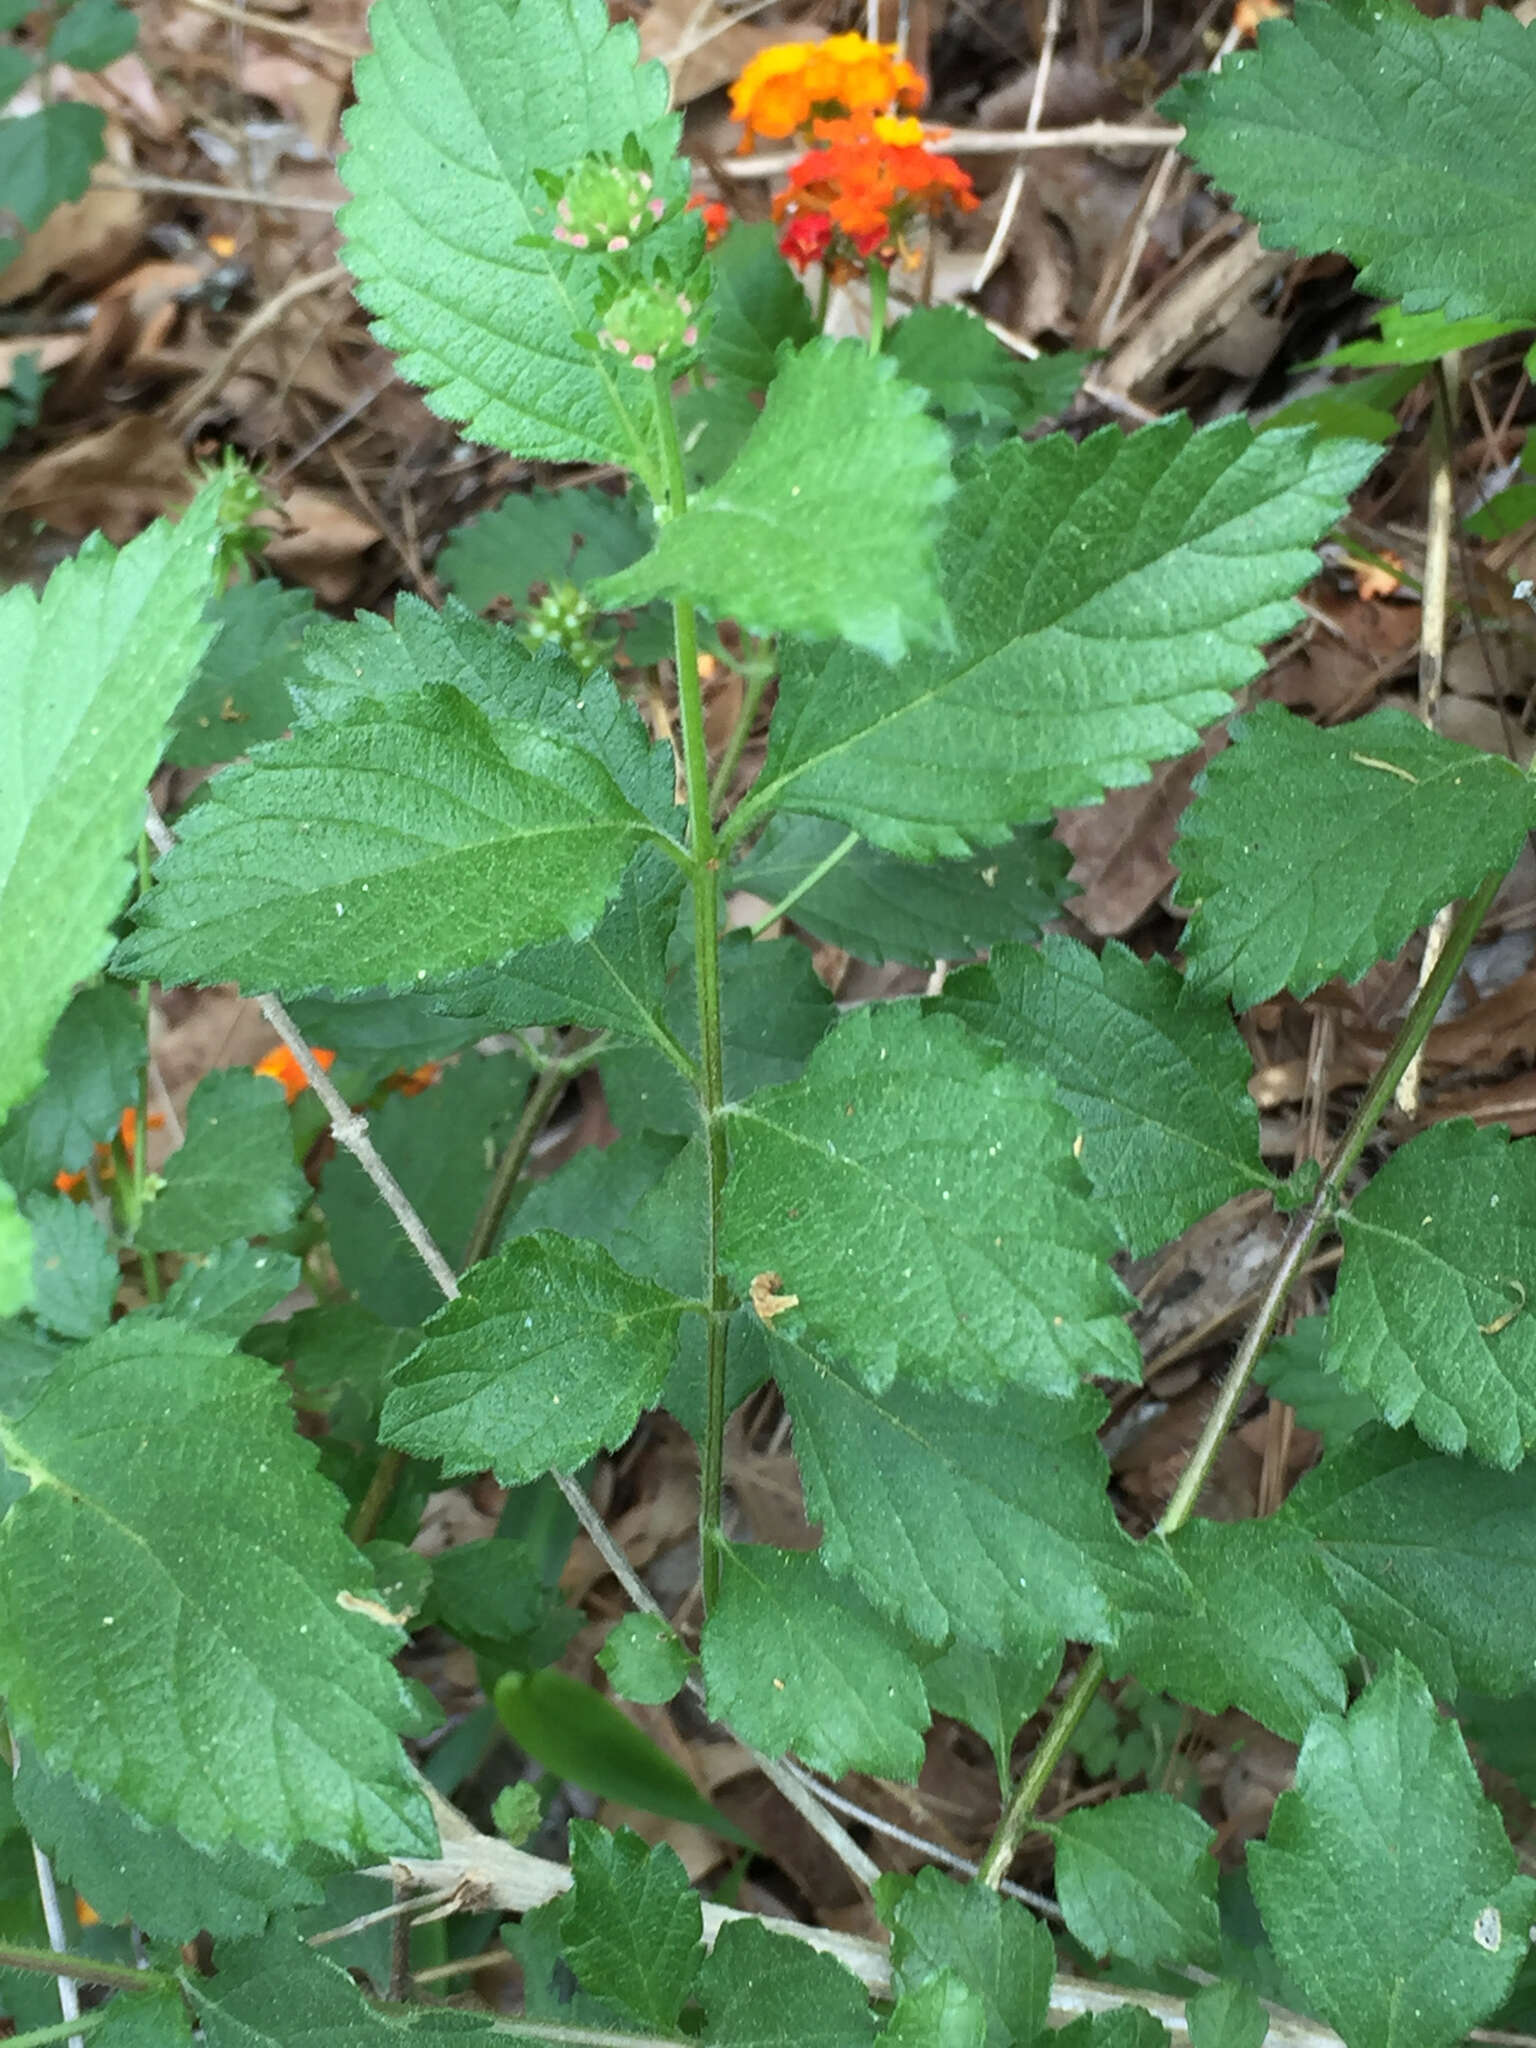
[730,32,924,147]
[731,34,976,280]
[387,1061,444,1097]
[686,194,732,247]
[254,1043,337,1104]
[54,1107,163,1195]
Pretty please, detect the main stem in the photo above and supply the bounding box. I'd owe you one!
[977,868,1504,1888]
[655,371,732,1610]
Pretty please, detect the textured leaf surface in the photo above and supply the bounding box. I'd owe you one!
[0,982,141,1194]
[155,1242,300,1339]
[13,1740,323,1941]
[601,926,834,1135]
[24,1194,117,1339]
[323,1049,524,1325]
[119,626,666,999]
[1328,1120,1536,1465]
[736,813,1071,969]
[1107,1514,1351,1739]
[137,1069,310,1254]
[727,420,1377,859]
[437,484,649,612]
[883,1974,988,2046]
[1186,1982,1268,2048]
[887,306,1087,426]
[943,938,1274,1256]
[426,843,686,1050]
[885,1868,1055,2048]
[596,339,953,662]
[184,1930,497,2043]
[167,578,313,768]
[703,222,817,389]
[1255,1314,1380,1448]
[702,1544,929,1779]
[1250,1659,1536,2048]
[0,488,219,1123]
[1176,705,1530,1007]
[721,1004,1136,1400]
[0,103,105,232]
[341,0,688,476]
[598,1613,692,1703]
[1052,1793,1219,1968]
[562,1824,701,2034]
[381,1230,688,1483]
[773,1337,1164,1650]
[923,1634,1061,1792]
[699,1918,876,2048]
[1164,0,1536,324]
[1292,1426,1536,1702]
[0,1320,434,1859]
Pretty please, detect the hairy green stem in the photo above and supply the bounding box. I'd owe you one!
[655,369,732,1610]
[749,830,860,939]
[977,868,1504,1887]
[4,2015,108,2047]
[0,1944,167,1993]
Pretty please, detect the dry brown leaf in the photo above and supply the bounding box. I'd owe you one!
[748,1272,799,1324]
[0,160,143,303]
[1056,729,1226,937]
[0,334,84,382]
[1,414,193,538]
[260,485,380,601]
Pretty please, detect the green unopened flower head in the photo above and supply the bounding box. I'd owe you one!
[517,580,614,677]
[536,140,669,255]
[592,261,710,374]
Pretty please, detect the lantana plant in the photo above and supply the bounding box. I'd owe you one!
[5,0,1536,2043]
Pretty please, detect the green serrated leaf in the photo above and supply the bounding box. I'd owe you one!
[727,418,1376,859]
[1058,2007,1171,2048]
[721,1003,1136,1400]
[923,1634,1062,1794]
[24,1193,117,1338]
[0,1319,435,1860]
[136,1068,310,1254]
[0,103,106,231]
[674,377,760,492]
[89,1980,193,2046]
[1322,305,1529,370]
[886,1866,1055,2048]
[1250,1658,1536,2048]
[13,1740,325,1941]
[883,1972,989,2046]
[702,1544,929,1779]
[436,485,650,613]
[602,925,833,1135]
[1186,1981,1268,2048]
[119,616,669,1000]
[341,0,689,480]
[1163,0,1536,324]
[381,1230,688,1483]
[0,983,143,1194]
[243,1302,419,1442]
[1175,705,1529,1007]
[773,1336,1160,1651]
[0,1183,28,1320]
[1327,1119,1536,1465]
[562,1823,702,2032]
[703,222,816,388]
[598,1612,692,1703]
[736,813,1071,969]
[1254,1314,1380,1447]
[1289,1424,1536,1702]
[322,1049,525,1326]
[508,1127,685,1246]
[167,578,314,769]
[942,938,1274,1256]
[594,338,953,662]
[1106,1514,1352,1740]
[0,486,219,1124]
[426,1536,578,1671]
[699,1917,877,2047]
[183,1927,497,2042]
[1052,1792,1219,1969]
[46,0,137,69]
[0,46,35,101]
[428,843,686,1049]
[888,305,1087,426]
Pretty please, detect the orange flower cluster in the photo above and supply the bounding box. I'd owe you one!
[686,194,732,247]
[54,1107,163,1195]
[730,32,924,148]
[772,118,977,278]
[254,1043,337,1104]
[732,36,976,279]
